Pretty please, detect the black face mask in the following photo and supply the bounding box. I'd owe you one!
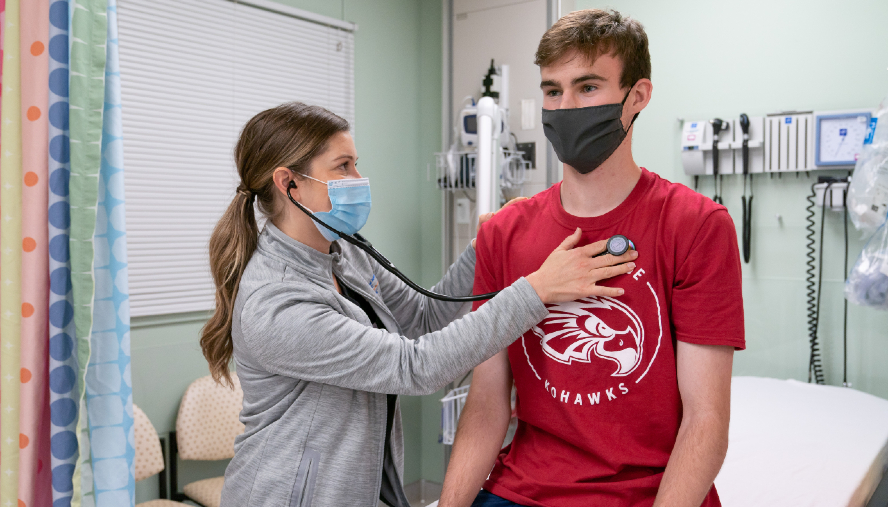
[542,87,639,174]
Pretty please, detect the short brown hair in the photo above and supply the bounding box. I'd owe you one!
[535,9,651,90]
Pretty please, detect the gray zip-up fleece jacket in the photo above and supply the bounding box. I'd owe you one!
[220,223,548,507]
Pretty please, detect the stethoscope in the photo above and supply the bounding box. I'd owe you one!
[287,181,634,302]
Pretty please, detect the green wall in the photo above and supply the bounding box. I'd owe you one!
[573,0,888,397]
[133,0,445,501]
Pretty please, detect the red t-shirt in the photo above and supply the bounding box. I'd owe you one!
[472,168,745,507]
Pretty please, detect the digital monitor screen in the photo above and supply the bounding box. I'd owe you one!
[463,115,477,134]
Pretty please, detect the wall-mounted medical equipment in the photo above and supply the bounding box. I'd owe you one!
[680,116,765,176]
[815,111,872,167]
[681,109,873,176]
[682,114,765,262]
[805,176,851,385]
[847,97,888,235]
[437,60,529,219]
[709,118,729,204]
[459,102,509,148]
[457,60,511,149]
[813,180,849,211]
[739,114,754,263]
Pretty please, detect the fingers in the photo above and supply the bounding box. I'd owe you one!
[580,261,635,299]
[587,285,626,298]
[577,239,609,257]
[501,196,529,210]
[477,212,495,227]
[555,228,583,252]
[589,249,638,268]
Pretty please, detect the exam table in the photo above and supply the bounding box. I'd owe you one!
[428,376,888,507]
[714,376,888,507]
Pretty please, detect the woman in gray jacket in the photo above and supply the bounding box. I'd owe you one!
[202,102,636,507]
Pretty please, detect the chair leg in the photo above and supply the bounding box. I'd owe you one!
[167,430,208,507]
[168,430,188,502]
[158,436,168,499]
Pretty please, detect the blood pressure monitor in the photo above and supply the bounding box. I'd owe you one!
[815,111,873,167]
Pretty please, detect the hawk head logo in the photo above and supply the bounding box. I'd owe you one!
[531,296,644,376]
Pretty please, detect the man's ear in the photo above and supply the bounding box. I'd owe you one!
[629,79,653,114]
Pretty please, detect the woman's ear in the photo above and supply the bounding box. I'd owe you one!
[272,167,297,199]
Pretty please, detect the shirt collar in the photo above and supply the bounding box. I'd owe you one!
[259,222,343,277]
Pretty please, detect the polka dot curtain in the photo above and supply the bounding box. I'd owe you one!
[1,1,24,506]
[20,1,53,507]
[47,0,80,505]
[2,0,135,505]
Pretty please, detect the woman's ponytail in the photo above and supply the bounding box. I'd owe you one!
[202,189,258,387]
[200,102,349,386]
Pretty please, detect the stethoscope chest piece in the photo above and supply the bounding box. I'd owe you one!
[606,235,635,256]
[593,235,635,257]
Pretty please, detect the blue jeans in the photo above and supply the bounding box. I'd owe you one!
[470,490,526,507]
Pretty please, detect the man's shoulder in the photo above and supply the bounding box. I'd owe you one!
[646,170,728,226]
[481,187,555,235]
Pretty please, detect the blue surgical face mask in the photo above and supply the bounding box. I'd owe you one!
[302,175,372,241]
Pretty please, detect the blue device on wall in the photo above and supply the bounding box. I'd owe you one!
[814,111,872,167]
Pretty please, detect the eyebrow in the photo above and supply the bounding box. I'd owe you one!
[540,73,608,89]
[332,154,356,162]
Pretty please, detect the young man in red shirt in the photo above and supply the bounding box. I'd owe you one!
[439,9,745,507]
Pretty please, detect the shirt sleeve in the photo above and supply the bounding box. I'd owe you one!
[238,276,548,396]
[672,209,746,350]
[471,222,502,312]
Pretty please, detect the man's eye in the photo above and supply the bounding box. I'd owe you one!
[583,85,597,93]
[546,89,561,97]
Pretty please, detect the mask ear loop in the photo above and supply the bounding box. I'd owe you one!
[619,83,641,134]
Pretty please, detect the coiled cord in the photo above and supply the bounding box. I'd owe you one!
[805,182,825,384]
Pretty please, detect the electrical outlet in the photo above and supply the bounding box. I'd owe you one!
[456,198,471,224]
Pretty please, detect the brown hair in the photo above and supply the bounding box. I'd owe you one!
[201,102,349,386]
[535,9,651,90]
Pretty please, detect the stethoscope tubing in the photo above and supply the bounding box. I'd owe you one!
[287,186,499,302]
[286,186,635,303]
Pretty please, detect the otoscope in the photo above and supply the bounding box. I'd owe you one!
[709,118,728,205]
[287,182,634,302]
[739,113,753,264]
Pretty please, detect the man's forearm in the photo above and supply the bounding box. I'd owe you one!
[653,413,729,507]
[438,394,511,507]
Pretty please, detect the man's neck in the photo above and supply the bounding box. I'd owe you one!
[559,143,642,218]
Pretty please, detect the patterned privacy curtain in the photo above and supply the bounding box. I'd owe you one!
[0,0,136,505]
[20,0,53,506]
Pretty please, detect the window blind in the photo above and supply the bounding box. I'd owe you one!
[118,0,355,316]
